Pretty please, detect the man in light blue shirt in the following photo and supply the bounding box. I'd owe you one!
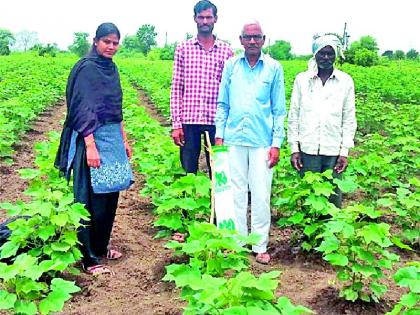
[215,20,286,264]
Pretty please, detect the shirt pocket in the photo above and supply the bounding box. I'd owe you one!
[211,60,225,82]
[256,80,271,103]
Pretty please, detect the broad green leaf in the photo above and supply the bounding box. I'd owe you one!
[340,287,358,302]
[50,213,69,227]
[337,271,350,281]
[400,292,419,308]
[312,181,334,197]
[304,194,328,212]
[324,253,348,266]
[352,264,377,277]
[393,266,418,287]
[154,213,183,231]
[316,236,340,254]
[18,168,41,179]
[0,240,20,259]
[333,177,358,193]
[50,242,71,252]
[370,282,388,298]
[352,246,375,264]
[0,290,17,309]
[14,300,37,315]
[50,278,80,295]
[37,225,56,241]
[288,212,304,224]
[0,202,23,216]
[391,237,412,250]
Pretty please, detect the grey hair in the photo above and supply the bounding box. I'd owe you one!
[241,20,264,35]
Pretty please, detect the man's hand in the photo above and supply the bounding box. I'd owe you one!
[171,128,185,146]
[290,152,303,171]
[215,137,224,146]
[268,147,280,168]
[86,143,101,168]
[334,156,348,174]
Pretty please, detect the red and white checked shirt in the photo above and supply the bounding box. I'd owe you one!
[170,37,234,129]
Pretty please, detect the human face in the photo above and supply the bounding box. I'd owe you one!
[315,45,336,70]
[194,8,217,35]
[240,24,265,58]
[95,33,120,59]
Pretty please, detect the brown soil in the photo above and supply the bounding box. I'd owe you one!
[0,92,417,315]
[0,100,67,221]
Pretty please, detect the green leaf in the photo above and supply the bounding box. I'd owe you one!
[324,253,348,266]
[340,287,358,302]
[0,290,17,309]
[391,237,412,250]
[352,264,378,277]
[0,202,23,216]
[333,177,358,193]
[352,246,375,264]
[303,224,319,237]
[312,181,334,197]
[50,278,80,295]
[288,212,304,224]
[18,168,41,179]
[370,282,388,298]
[14,300,37,315]
[50,242,71,252]
[50,213,69,227]
[39,291,69,315]
[316,236,340,254]
[337,271,351,281]
[0,241,20,259]
[304,194,328,212]
[37,225,56,241]
[400,292,419,308]
[154,213,183,231]
[394,266,418,287]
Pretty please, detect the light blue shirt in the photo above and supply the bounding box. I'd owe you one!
[215,53,286,148]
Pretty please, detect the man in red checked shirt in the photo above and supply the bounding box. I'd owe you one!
[170,0,234,175]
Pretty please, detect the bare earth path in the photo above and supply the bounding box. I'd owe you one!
[0,92,415,314]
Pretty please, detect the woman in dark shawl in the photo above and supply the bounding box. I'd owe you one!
[55,22,133,275]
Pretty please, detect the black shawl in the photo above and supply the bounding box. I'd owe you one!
[54,48,123,175]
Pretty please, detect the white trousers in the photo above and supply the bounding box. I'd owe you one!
[228,145,273,253]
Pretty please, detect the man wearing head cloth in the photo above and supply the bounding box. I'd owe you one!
[287,34,357,208]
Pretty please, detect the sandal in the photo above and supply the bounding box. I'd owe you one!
[106,249,123,260]
[83,264,113,275]
[255,252,271,265]
[172,232,186,243]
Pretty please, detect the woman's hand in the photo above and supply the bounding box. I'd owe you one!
[86,143,101,168]
[124,140,132,159]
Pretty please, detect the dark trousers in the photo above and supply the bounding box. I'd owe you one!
[72,136,119,267]
[299,152,342,208]
[180,124,215,175]
[77,191,119,267]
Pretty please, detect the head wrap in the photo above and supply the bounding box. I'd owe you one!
[308,34,344,74]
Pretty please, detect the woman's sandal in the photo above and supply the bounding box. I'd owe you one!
[255,252,271,265]
[83,264,113,275]
[106,248,123,260]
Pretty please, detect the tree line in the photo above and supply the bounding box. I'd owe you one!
[0,26,418,66]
